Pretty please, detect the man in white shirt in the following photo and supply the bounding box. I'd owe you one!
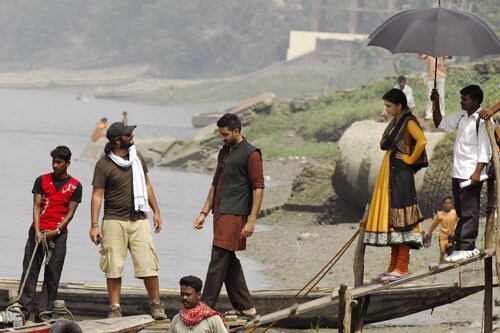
[168,276,227,333]
[431,85,491,263]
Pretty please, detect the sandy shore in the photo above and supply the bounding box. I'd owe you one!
[245,216,499,332]
[237,159,500,332]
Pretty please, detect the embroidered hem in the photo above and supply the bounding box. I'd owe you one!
[364,230,423,249]
[390,203,424,230]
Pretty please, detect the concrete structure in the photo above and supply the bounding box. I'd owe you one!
[286,31,368,61]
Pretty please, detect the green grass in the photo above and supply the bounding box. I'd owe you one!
[143,61,499,160]
[244,80,392,159]
[242,68,499,160]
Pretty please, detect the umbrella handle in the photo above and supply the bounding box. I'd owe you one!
[434,58,438,90]
[432,58,438,112]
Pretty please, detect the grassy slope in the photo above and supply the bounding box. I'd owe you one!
[143,60,499,160]
[245,69,499,160]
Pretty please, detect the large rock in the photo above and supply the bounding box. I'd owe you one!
[134,137,176,156]
[79,139,106,161]
[78,136,176,167]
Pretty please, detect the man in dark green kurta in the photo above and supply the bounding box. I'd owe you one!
[193,113,264,318]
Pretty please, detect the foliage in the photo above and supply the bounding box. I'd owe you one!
[244,105,341,159]
[0,0,496,78]
[243,67,499,160]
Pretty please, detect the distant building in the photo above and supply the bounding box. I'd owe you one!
[286,31,368,61]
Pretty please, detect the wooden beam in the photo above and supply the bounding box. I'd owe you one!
[484,120,498,333]
[351,204,370,331]
[232,249,494,331]
[353,204,370,287]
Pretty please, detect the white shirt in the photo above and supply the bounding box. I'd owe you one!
[394,84,415,109]
[168,314,228,333]
[438,108,492,179]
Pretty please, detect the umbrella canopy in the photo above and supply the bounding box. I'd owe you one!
[368,6,500,59]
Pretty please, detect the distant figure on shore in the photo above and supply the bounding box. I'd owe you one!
[425,196,459,263]
[378,76,415,122]
[76,91,89,102]
[91,117,108,142]
[122,111,129,125]
[364,89,426,283]
[19,146,82,322]
[193,113,263,318]
[168,85,175,101]
[168,275,227,333]
[418,54,452,120]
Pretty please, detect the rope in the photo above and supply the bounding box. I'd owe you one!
[41,234,55,266]
[240,227,362,333]
[39,305,75,322]
[10,232,56,308]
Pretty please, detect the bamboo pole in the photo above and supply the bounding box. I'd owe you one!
[351,204,370,332]
[484,179,495,333]
[484,120,499,333]
[353,204,370,287]
[484,121,500,282]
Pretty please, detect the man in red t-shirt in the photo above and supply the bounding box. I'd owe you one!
[19,146,82,322]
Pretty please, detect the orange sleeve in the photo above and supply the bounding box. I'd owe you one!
[402,120,427,165]
[426,212,441,234]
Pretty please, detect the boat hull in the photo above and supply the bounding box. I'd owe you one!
[0,279,484,329]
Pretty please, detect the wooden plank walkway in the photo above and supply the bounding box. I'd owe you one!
[77,315,156,333]
[231,249,495,332]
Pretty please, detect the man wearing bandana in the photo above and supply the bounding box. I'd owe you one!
[89,122,167,320]
[169,275,227,333]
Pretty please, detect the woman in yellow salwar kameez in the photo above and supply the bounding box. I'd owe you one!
[364,89,427,282]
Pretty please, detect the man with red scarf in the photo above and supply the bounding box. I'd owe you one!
[168,276,227,333]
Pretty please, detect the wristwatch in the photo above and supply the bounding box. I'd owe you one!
[56,228,61,235]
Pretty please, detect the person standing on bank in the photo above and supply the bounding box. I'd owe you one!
[193,113,264,318]
[20,146,82,321]
[364,89,427,283]
[431,85,491,262]
[418,54,452,120]
[89,122,167,320]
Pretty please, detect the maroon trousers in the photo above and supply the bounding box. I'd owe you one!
[201,245,253,311]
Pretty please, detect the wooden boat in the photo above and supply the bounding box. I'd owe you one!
[0,277,488,329]
[191,92,276,127]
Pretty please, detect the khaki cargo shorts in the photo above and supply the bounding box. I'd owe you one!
[100,218,160,278]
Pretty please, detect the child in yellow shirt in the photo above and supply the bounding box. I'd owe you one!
[425,196,459,263]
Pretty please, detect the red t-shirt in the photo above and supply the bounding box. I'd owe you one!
[31,173,81,232]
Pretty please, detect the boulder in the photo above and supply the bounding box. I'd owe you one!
[332,119,446,218]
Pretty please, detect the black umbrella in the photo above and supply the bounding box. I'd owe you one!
[367,1,500,90]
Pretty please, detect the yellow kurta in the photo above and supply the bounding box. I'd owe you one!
[364,120,426,247]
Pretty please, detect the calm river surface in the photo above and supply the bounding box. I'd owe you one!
[0,88,270,289]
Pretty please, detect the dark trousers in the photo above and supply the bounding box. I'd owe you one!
[452,178,483,251]
[19,227,67,320]
[201,246,253,311]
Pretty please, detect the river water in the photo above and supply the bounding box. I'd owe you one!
[0,88,270,289]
